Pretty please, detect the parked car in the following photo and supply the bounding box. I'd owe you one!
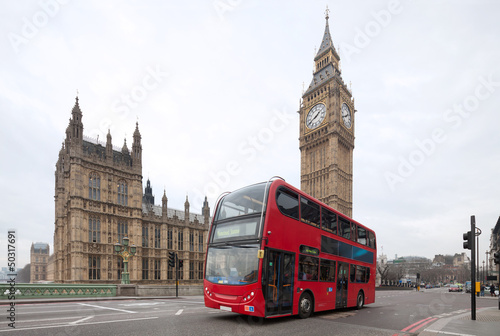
[449,285,462,292]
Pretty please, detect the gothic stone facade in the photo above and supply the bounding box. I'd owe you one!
[53,97,210,284]
[299,12,355,217]
[30,243,49,283]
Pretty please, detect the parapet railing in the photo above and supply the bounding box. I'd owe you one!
[0,283,117,299]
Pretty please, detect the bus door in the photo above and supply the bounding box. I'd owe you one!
[264,249,294,316]
[336,262,348,309]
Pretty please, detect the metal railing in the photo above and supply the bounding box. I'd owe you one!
[1,284,117,299]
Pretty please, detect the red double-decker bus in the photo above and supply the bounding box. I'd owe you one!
[204,178,376,318]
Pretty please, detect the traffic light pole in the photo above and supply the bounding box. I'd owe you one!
[470,215,476,321]
[494,250,500,310]
[175,253,179,298]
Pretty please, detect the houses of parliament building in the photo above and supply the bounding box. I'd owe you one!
[51,97,210,284]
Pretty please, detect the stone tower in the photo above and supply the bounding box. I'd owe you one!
[299,9,355,217]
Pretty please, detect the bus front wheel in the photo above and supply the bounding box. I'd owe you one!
[356,291,364,310]
[298,292,313,319]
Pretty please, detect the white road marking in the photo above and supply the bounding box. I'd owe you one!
[175,309,183,315]
[69,316,94,325]
[153,299,204,305]
[78,303,136,314]
[120,302,163,307]
[0,316,158,333]
[423,329,476,336]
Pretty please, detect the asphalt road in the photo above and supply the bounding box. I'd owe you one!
[1,288,497,335]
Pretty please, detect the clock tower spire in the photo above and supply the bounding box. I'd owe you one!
[299,10,355,217]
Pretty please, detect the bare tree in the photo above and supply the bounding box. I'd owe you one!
[16,263,31,283]
[377,262,391,284]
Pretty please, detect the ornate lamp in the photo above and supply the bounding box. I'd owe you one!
[114,237,136,284]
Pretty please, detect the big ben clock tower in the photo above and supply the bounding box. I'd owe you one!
[299,9,355,217]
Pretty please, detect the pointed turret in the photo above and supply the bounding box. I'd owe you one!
[66,96,84,147]
[202,196,210,227]
[121,138,129,155]
[184,196,190,223]
[314,7,339,64]
[132,122,142,165]
[162,189,168,219]
[106,129,113,160]
[303,7,342,97]
[143,179,155,205]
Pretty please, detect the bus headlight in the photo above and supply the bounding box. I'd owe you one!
[241,291,256,303]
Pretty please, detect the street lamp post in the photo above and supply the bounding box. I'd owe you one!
[114,237,137,284]
[486,251,490,280]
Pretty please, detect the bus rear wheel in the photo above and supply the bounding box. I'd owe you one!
[356,291,364,310]
[298,292,313,319]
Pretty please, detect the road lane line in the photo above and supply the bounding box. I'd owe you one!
[69,316,94,325]
[78,303,136,314]
[175,309,183,315]
[0,316,158,333]
[153,299,204,305]
[423,330,475,336]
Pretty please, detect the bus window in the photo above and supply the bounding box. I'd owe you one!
[215,183,266,221]
[300,197,320,227]
[368,231,376,249]
[350,223,356,241]
[339,217,351,240]
[349,265,370,283]
[298,255,318,281]
[357,226,367,245]
[320,259,336,282]
[321,208,337,234]
[276,188,299,220]
[359,266,369,283]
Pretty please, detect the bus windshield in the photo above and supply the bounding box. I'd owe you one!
[215,183,267,221]
[205,244,259,285]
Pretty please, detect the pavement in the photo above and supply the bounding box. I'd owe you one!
[418,297,500,336]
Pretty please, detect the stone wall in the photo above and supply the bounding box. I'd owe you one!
[137,285,203,296]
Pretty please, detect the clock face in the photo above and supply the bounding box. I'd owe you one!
[341,103,352,128]
[306,103,326,129]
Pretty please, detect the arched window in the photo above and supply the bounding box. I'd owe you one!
[118,220,128,244]
[89,216,101,243]
[89,173,101,200]
[88,255,101,280]
[117,181,128,206]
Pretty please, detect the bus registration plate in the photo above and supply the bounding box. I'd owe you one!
[220,306,232,312]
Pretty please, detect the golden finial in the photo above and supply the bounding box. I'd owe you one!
[325,5,330,20]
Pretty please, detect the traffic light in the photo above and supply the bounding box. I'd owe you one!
[168,252,176,268]
[178,259,183,268]
[494,251,500,265]
[463,231,473,250]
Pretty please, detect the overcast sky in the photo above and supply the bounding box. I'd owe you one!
[1,1,499,270]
